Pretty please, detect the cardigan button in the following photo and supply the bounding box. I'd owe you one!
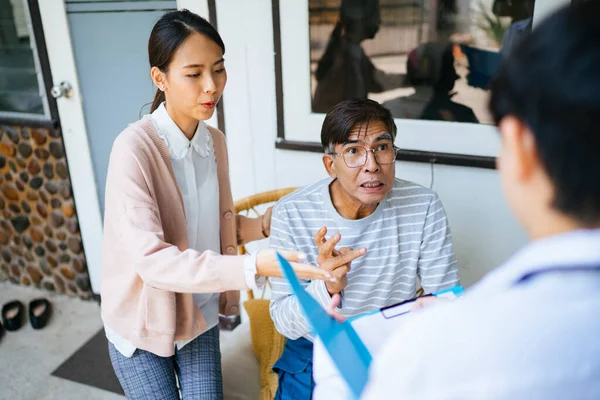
[229,305,239,314]
[226,246,236,254]
[224,211,233,220]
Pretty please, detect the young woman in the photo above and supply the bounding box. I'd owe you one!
[100,10,330,400]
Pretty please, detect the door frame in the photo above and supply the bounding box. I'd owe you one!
[38,0,103,293]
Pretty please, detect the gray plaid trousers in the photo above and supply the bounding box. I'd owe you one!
[108,325,223,399]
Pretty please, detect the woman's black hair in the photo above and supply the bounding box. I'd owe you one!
[148,9,225,112]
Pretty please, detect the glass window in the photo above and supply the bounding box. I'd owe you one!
[0,0,47,116]
[309,0,536,124]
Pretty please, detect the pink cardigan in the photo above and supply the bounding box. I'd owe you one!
[101,116,264,356]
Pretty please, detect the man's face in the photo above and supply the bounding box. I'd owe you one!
[325,120,396,206]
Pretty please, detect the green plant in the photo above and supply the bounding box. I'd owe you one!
[475,1,510,46]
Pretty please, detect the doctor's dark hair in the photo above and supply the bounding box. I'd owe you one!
[148,9,225,112]
[321,99,397,153]
[489,1,600,225]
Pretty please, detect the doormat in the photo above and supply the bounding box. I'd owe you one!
[52,328,124,396]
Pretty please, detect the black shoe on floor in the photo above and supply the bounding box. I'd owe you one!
[1,300,25,331]
[0,319,4,341]
[29,298,52,330]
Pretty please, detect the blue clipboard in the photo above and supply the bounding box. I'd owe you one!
[275,253,372,399]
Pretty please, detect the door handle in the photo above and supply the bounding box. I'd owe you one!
[50,81,73,99]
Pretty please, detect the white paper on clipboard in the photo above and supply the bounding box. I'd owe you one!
[313,286,464,400]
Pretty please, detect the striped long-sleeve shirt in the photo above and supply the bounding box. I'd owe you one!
[269,178,459,340]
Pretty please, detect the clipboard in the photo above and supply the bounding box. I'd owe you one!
[377,286,464,319]
[276,253,373,399]
[276,252,464,399]
[313,285,464,399]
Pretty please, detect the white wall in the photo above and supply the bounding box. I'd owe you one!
[215,0,528,288]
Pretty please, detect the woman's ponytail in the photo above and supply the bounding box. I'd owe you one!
[150,88,166,113]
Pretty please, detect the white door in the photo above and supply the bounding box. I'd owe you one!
[37,0,103,293]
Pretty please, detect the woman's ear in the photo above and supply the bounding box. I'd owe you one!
[151,66,166,91]
[322,154,337,179]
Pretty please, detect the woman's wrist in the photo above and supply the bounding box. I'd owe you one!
[243,253,260,289]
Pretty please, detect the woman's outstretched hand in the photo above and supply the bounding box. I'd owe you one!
[256,249,335,282]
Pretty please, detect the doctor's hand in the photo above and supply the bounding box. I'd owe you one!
[410,296,439,311]
[314,227,366,295]
[255,249,334,282]
[410,295,453,312]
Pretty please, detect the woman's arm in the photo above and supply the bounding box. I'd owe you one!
[236,214,266,245]
[107,136,248,294]
[236,205,273,245]
[120,206,249,293]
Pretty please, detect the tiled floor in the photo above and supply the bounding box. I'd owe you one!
[0,282,124,400]
[0,282,254,400]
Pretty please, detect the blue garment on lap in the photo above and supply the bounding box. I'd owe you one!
[273,337,314,400]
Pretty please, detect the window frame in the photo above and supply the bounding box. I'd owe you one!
[271,0,518,169]
[0,0,58,127]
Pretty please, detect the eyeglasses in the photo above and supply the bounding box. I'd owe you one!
[328,144,398,168]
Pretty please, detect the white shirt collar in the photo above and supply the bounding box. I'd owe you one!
[150,102,212,159]
[473,229,600,292]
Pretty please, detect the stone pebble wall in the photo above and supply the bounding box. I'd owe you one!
[0,123,92,299]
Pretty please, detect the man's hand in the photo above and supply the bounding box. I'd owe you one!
[314,226,366,295]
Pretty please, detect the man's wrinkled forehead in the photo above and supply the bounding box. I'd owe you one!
[344,132,393,146]
[345,121,394,145]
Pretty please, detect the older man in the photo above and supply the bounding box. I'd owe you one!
[269,99,459,400]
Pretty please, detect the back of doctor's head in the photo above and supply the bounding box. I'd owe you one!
[489,0,600,226]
